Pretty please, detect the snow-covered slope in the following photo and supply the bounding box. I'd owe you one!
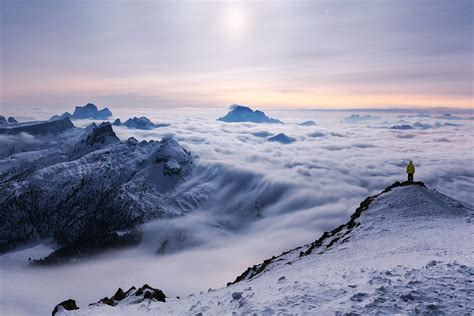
[0,121,193,260]
[57,181,474,315]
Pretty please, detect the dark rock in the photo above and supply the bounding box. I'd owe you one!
[136,284,166,302]
[231,292,243,300]
[112,118,121,126]
[112,288,126,301]
[84,122,119,146]
[52,299,79,315]
[98,297,114,306]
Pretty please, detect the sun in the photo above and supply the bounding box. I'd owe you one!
[225,6,245,33]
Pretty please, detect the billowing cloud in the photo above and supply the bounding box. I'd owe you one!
[0,108,472,314]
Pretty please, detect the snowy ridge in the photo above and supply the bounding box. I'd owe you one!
[228,181,429,284]
[0,117,74,135]
[55,181,474,315]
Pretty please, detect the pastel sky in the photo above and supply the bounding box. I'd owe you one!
[1,0,473,109]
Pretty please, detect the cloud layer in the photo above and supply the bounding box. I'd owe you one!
[0,107,473,315]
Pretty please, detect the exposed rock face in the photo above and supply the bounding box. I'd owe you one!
[0,117,75,135]
[55,284,166,311]
[94,284,166,306]
[52,299,79,315]
[0,115,6,126]
[268,133,296,144]
[0,123,193,259]
[112,118,121,126]
[218,105,283,124]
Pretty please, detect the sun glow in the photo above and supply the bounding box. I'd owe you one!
[225,6,245,33]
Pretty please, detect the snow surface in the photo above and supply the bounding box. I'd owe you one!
[58,183,474,315]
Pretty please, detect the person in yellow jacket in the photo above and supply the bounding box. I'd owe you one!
[407,161,415,183]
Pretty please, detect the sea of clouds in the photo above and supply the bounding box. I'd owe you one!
[0,106,473,315]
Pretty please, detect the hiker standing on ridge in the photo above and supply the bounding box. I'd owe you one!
[407,161,415,183]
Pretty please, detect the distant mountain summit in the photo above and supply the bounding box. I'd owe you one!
[112,116,170,130]
[50,103,112,120]
[268,133,295,144]
[218,105,283,124]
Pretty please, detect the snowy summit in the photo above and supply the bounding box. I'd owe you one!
[54,181,474,315]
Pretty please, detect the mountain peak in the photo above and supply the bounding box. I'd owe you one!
[218,105,283,124]
[228,180,471,285]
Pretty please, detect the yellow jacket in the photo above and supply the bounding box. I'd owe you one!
[407,162,415,174]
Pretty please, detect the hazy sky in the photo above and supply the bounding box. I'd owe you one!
[1,0,473,109]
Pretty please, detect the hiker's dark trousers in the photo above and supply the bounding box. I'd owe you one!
[408,173,414,183]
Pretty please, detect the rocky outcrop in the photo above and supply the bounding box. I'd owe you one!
[52,284,166,313]
[93,284,166,306]
[52,299,79,315]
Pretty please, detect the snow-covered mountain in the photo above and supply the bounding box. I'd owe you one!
[0,120,193,261]
[218,105,283,124]
[55,181,473,315]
